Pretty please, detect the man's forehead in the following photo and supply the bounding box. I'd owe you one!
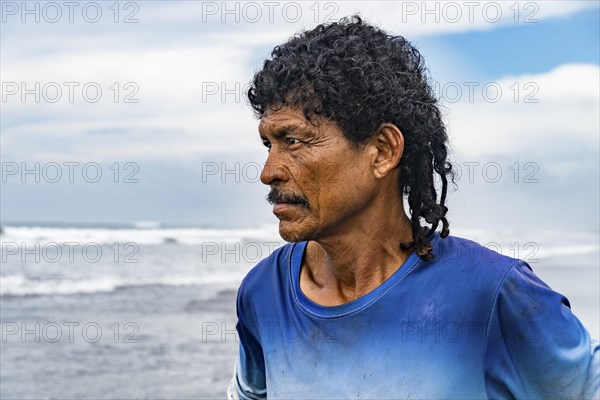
[258,107,311,134]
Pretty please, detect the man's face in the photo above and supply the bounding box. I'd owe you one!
[259,105,378,242]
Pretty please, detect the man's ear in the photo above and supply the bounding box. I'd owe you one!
[369,123,405,179]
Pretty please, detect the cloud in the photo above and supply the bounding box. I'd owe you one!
[2,10,598,230]
[1,1,597,233]
[2,3,598,182]
[1,37,262,161]
[439,64,599,231]
[444,63,599,159]
[114,1,600,38]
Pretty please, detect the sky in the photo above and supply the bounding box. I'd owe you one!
[1,0,599,230]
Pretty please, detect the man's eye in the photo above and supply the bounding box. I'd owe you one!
[262,141,272,151]
[286,138,300,145]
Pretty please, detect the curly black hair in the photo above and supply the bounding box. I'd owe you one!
[247,15,456,261]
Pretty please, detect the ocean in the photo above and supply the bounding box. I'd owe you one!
[1,224,598,399]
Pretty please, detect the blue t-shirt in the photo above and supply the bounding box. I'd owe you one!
[229,232,599,399]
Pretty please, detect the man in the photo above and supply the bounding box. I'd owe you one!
[228,16,599,399]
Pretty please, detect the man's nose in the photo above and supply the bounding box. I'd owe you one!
[260,152,289,185]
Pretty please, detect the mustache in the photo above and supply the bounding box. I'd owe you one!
[267,187,310,208]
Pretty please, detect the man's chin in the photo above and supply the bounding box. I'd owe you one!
[278,221,313,243]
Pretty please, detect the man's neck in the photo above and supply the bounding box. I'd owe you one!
[300,199,414,306]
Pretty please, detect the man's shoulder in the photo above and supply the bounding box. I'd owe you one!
[237,241,296,302]
[431,233,524,281]
[423,233,536,318]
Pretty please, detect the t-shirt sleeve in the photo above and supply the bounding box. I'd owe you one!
[228,284,267,400]
[484,260,600,399]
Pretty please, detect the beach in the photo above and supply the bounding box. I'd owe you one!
[1,225,598,399]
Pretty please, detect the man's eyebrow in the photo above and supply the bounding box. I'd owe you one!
[260,124,308,139]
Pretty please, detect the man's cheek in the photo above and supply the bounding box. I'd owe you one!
[300,185,321,210]
[315,162,340,184]
[285,162,306,181]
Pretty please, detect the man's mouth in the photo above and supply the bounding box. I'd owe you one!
[267,187,310,210]
[275,199,304,205]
